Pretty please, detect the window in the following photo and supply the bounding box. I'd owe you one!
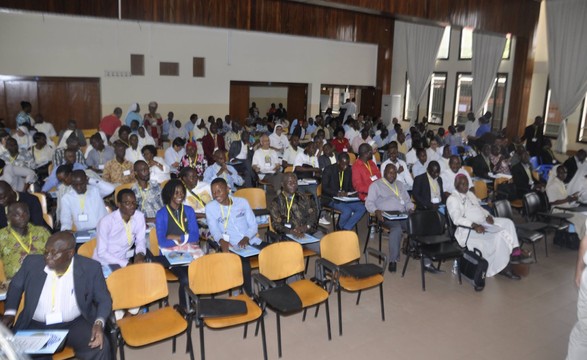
[543,86,563,138]
[427,73,447,125]
[403,76,418,122]
[437,27,451,60]
[579,99,587,143]
[193,57,205,77]
[130,54,144,76]
[459,28,512,60]
[453,73,472,125]
[159,62,179,76]
[453,73,507,129]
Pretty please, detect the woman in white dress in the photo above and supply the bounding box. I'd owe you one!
[546,165,587,238]
[137,126,156,149]
[269,124,289,157]
[447,174,529,279]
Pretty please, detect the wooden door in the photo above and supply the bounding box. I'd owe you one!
[229,83,250,125]
[38,81,68,131]
[67,81,101,130]
[287,84,308,121]
[4,80,38,128]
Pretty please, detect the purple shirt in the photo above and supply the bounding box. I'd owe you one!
[93,209,147,267]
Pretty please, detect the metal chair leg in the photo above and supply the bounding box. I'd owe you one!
[363,225,371,253]
[325,299,332,340]
[260,316,268,360]
[420,257,426,291]
[379,283,385,321]
[314,304,320,317]
[356,290,361,305]
[302,308,307,321]
[199,321,206,360]
[401,253,410,277]
[243,323,248,339]
[337,287,343,336]
[457,257,462,285]
[276,314,282,358]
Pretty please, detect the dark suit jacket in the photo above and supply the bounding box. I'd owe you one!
[521,124,543,157]
[318,155,334,170]
[511,162,537,197]
[0,192,49,229]
[6,255,112,330]
[202,134,226,164]
[563,156,578,183]
[321,164,355,202]
[471,154,491,179]
[412,173,444,210]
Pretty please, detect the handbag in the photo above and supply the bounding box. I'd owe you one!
[460,230,489,291]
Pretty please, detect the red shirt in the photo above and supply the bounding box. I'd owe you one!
[352,159,381,201]
[100,114,121,137]
[331,138,351,153]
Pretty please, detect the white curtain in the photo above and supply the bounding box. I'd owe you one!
[403,22,445,112]
[555,118,568,154]
[471,32,506,116]
[546,0,587,119]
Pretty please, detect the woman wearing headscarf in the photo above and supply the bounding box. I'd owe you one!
[447,173,530,279]
[546,165,587,238]
[269,123,289,157]
[124,103,142,127]
[14,126,33,150]
[143,101,162,145]
[137,126,156,149]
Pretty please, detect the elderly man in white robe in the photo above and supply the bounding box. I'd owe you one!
[447,173,531,280]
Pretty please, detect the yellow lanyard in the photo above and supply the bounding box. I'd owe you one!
[166,205,186,233]
[383,179,400,198]
[138,184,149,203]
[364,161,373,176]
[220,199,232,231]
[284,194,295,222]
[9,227,32,253]
[123,219,133,245]
[9,156,16,164]
[51,262,73,311]
[427,174,439,196]
[79,193,86,212]
[338,171,344,189]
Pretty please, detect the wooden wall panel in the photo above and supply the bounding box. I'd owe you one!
[0,0,117,18]
[38,81,69,132]
[0,81,6,124]
[4,81,38,129]
[67,81,101,129]
[229,83,250,124]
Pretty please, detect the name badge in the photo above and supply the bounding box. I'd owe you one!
[78,213,88,222]
[264,156,271,164]
[284,223,292,229]
[126,249,135,258]
[531,138,537,142]
[98,164,105,170]
[223,233,230,243]
[400,200,405,205]
[343,148,348,152]
[432,197,440,204]
[46,311,63,325]
[370,175,378,181]
[123,170,131,176]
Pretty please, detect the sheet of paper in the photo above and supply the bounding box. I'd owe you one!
[229,245,261,257]
[481,223,503,233]
[333,196,361,202]
[286,233,320,244]
[13,330,68,354]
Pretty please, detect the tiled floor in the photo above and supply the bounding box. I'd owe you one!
[121,215,579,360]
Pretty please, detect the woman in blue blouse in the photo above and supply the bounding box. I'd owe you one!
[155,179,199,309]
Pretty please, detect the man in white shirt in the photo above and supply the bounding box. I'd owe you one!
[426,139,442,163]
[464,112,479,141]
[351,129,376,154]
[344,121,360,144]
[33,114,57,138]
[283,135,303,167]
[164,137,186,175]
[441,155,473,197]
[411,148,429,178]
[253,134,283,193]
[381,146,413,190]
[60,170,108,231]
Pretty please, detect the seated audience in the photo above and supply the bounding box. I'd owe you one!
[412,161,444,211]
[511,151,543,197]
[489,143,511,175]
[321,153,366,230]
[228,130,254,187]
[131,160,163,223]
[205,178,262,295]
[99,107,123,139]
[539,138,559,165]
[86,133,114,172]
[365,163,414,273]
[124,134,144,164]
[33,114,56,138]
[426,139,442,163]
[42,148,86,192]
[318,142,337,170]
[0,202,50,280]
[203,149,244,190]
[202,123,226,165]
[178,140,206,179]
[352,144,381,201]
[0,180,47,229]
[441,155,473,198]
[155,180,201,309]
[351,129,375,154]
[2,232,111,360]
[138,125,156,149]
[381,145,413,190]
[54,136,86,167]
[93,189,146,267]
[447,174,529,279]
[102,141,134,185]
[141,145,170,184]
[252,134,283,192]
[180,167,212,215]
[31,132,54,170]
[14,126,33,150]
[60,170,108,231]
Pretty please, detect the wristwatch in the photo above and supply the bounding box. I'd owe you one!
[94,319,105,328]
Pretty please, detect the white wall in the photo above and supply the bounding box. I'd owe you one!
[0,10,377,123]
[390,21,515,131]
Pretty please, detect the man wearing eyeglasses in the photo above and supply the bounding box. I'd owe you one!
[93,189,146,268]
[2,231,112,359]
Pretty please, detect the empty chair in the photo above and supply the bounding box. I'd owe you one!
[494,200,546,260]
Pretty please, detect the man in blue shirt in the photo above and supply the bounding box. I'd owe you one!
[205,178,262,294]
[203,150,244,191]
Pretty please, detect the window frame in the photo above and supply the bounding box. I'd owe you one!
[578,97,587,144]
[542,80,563,139]
[437,26,451,61]
[459,28,512,61]
[426,72,448,125]
[403,74,417,123]
[453,72,472,125]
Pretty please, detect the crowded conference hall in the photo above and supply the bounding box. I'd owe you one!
[0,1,587,359]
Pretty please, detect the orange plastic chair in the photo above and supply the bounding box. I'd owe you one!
[149,228,179,281]
[77,238,97,258]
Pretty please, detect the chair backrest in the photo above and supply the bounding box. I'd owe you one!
[493,200,514,220]
[189,253,243,294]
[462,165,473,177]
[284,166,294,173]
[523,192,542,217]
[77,238,97,258]
[81,129,97,139]
[408,210,445,236]
[536,191,551,212]
[473,180,488,200]
[149,228,160,256]
[0,260,6,283]
[114,182,136,206]
[348,153,356,165]
[320,231,360,266]
[32,192,47,214]
[373,152,381,164]
[259,242,304,281]
[107,263,168,310]
[43,213,53,230]
[493,177,510,192]
[234,188,267,209]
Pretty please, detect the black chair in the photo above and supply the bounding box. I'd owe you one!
[523,192,571,256]
[493,200,546,261]
[402,210,463,291]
